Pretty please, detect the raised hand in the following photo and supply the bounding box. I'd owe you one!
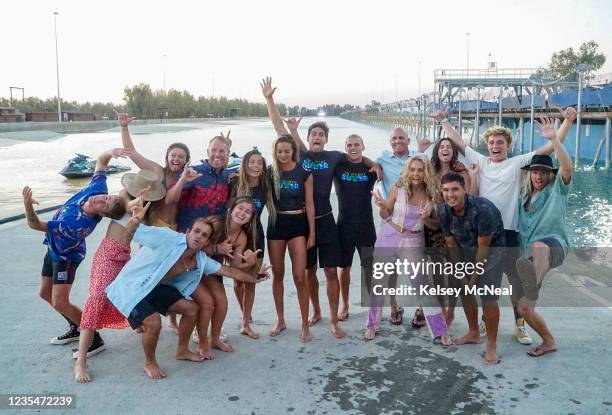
[260,77,277,99]
[283,116,302,131]
[130,195,151,222]
[216,238,234,258]
[428,108,449,122]
[557,106,578,122]
[467,163,479,176]
[22,186,39,206]
[416,137,432,153]
[256,263,273,282]
[114,109,136,127]
[535,117,557,140]
[239,249,261,266]
[111,148,133,158]
[417,201,432,220]
[371,189,385,207]
[180,163,203,183]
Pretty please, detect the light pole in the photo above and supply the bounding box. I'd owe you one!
[53,11,62,122]
[418,61,422,97]
[465,32,470,75]
[163,54,167,92]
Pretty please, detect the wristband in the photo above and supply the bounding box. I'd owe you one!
[440,118,449,124]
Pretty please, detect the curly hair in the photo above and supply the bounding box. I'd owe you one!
[396,155,441,203]
[483,126,513,146]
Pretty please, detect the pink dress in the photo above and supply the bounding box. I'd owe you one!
[80,238,130,330]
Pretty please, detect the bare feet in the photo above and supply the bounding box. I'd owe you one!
[144,362,166,380]
[300,327,312,343]
[330,322,346,338]
[168,314,179,335]
[176,350,205,362]
[338,307,349,321]
[269,322,287,337]
[240,325,260,339]
[483,349,501,365]
[440,334,453,346]
[74,362,91,383]
[212,339,233,352]
[527,343,557,357]
[308,312,322,327]
[454,332,482,345]
[364,328,376,341]
[197,344,214,360]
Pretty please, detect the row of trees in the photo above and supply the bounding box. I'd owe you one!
[1,83,359,120]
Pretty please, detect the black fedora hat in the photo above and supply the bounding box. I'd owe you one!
[521,155,558,173]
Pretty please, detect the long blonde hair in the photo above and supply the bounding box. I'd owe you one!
[395,155,441,203]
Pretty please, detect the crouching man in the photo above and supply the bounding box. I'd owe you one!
[516,118,572,358]
[105,217,259,379]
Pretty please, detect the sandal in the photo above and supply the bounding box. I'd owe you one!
[411,308,426,328]
[390,306,404,325]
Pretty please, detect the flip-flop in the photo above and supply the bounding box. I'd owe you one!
[516,258,539,301]
[390,307,404,325]
[527,346,557,357]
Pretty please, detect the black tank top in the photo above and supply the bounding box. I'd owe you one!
[271,164,311,212]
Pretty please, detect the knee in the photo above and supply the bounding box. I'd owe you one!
[51,297,69,313]
[142,314,161,332]
[39,287,51,301]
[517,303,532,317]
[214,294,228,311]
[183,302,198,319]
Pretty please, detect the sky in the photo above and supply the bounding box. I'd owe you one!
[1,0,611,107]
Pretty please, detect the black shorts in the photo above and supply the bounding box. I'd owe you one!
[307,213,342,269]
[338,221,376,268]
[267,213,308,241]
[127,284,184,329]
[536,237,565,269]
[41,251,80,285]
[477,261,504,302]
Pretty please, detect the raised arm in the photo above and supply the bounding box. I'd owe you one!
[430,109,466,153]
[22,186,47,232]
[534,107,577,156]
[536,117,572,184]
[304,175,316,249]
[164,164,202,205]
[95,148,132,172]
[285,116,307,153]
[115,110,165,178]
[261,77,289,137]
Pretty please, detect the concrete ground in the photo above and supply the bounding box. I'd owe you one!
[1,206,612,415]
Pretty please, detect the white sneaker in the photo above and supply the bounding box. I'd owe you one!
[514,319,533,345]
[191,329,199,343]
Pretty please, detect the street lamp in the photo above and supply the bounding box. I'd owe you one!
[53,11,62,122]
[465,32,470,75]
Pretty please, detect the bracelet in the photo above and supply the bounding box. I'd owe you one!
[440,118,449,124]
[384,216,392,223]
[121,126,128,129]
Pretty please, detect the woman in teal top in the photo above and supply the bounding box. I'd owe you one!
[516,117,572,358]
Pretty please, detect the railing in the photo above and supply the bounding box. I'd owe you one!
[434,68,539,81]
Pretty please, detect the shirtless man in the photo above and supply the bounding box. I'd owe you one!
[105,217,260,379]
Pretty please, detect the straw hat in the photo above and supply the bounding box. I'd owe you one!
[121,170,166,201]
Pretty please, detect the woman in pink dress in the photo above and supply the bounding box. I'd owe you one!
[366,156,451,345]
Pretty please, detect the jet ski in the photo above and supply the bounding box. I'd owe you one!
[227,152,241,172]
[59,153,131,179]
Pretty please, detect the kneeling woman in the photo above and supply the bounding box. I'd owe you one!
[191,197,267,358]
[230,149,274,338]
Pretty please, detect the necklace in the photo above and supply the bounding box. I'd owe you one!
[181,256,194,272]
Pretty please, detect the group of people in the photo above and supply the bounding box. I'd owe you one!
[22,77,574,384]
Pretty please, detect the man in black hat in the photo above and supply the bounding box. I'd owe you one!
[516,117,572,357]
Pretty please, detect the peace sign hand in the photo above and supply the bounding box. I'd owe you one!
[418,201,432,220]
[130,195,151,223]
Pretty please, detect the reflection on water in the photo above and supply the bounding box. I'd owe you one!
[1,117,610,246]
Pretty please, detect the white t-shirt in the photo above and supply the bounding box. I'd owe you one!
[464,146,535,231]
